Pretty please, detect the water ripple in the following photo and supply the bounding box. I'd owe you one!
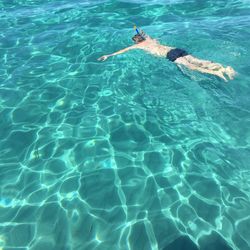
[0,0,250,249]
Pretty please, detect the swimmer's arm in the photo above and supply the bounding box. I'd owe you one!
[97,45,139,61]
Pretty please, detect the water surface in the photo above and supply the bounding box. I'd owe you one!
[0,0,250,249]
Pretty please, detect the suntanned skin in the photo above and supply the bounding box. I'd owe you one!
[98,34,236,81]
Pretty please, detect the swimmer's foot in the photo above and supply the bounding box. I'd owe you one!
[215,70,228,82]
[224,66,236,80]
[215,66,236,82]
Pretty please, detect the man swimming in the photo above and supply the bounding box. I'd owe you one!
[98,29,236,81]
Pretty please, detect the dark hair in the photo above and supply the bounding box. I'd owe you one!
[132,34,145,43]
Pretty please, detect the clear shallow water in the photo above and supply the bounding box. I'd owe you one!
[0,0,250,249]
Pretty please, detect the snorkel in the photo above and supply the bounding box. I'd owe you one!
[134,25,140,35]
[133,25,146,42]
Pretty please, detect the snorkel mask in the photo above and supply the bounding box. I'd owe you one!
[132,25,146,43]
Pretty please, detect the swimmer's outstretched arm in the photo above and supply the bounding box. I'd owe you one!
[97,44,138,61]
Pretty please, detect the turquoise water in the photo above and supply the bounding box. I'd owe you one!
[0,0,250,249]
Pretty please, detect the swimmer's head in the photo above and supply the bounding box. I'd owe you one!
[132,34,146,43]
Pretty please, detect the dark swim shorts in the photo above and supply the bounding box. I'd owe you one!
[166,48,188,62]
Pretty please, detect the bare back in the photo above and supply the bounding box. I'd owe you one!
[136,37,173,57]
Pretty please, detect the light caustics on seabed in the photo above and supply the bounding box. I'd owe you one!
[0,0,250,250]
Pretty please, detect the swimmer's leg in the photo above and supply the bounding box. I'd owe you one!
[175,57,228,81]
[184,55,222,70]
[183,55,236,80]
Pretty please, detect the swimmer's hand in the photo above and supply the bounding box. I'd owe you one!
[97,55,109,61]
